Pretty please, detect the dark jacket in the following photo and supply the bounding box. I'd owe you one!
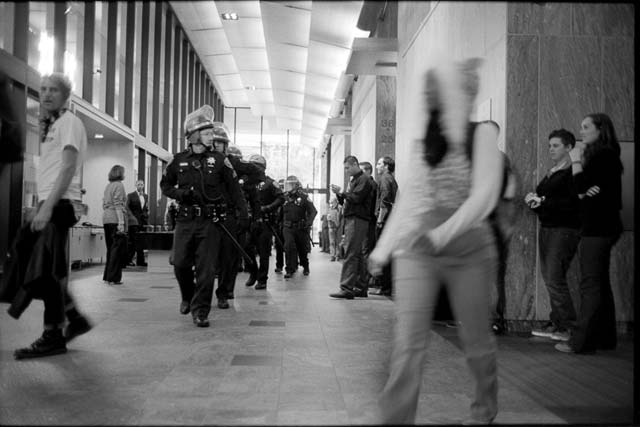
[0,200,77,319]
[256,175,285,220]
[375,172,398,224]
[572,147,623,236]
[336,170,372,221]
[532,166,580,229]
[283,189,317,227]
[160,148,248,220]
[126,191,149,225]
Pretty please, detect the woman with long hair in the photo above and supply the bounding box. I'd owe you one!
[102,164,127,285]
[369,57,503,424]
[555,113,623,354]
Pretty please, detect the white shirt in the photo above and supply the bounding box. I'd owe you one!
[138,192,145,208]
[37,110,87,202]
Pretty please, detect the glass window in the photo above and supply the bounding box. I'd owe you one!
[0,2,15,54]
[28,2,55,74]
[113,2,126,120]
[92,1,108,110]
[156,159,166,226]
[65,2,85,96]
[146,2,155,139]
[158,3,167,149]
[131,2,143,133]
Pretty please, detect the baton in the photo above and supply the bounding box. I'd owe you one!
[215,220,256,269]
[265,221,285,248]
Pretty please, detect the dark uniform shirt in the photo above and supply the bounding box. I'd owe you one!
[256,175,285,220]
[160,148,247,219]
[283,189,317,227]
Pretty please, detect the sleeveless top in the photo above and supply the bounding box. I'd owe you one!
[376,122,493,259]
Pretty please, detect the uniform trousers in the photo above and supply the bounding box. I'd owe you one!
[172,215,221,319]
[378,226,498,424]
[274,225,284,269]
[283,226,309,273]
[247,221,273,283]
[217,216,241,298]
[328,224,339,259]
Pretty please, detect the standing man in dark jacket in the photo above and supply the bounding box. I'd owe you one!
[273,179,286,274]
[126,179,149,266]
[359,161,378,288]
[282,176,317,279]
[160,106,247,326]
[329,156,373,299]
[244,154,284,290]
[370,156,398,296]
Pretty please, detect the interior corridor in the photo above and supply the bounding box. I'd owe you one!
[0,249,633,425]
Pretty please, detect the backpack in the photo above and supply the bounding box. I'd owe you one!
[466,122,520,245]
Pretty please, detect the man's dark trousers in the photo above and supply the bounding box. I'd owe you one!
[283,226,308,273]
[127,224,145,265]
[248,221,273,283]
[375,224,392,295]
[172,216,221,319]
[339,216,369,293]
[218,216,240,298]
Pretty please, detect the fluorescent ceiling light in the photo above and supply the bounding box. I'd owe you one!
[221,12,238,20]
[94,133,104,139]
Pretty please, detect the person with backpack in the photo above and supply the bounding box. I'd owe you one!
[368,57,502,424]
[526,129,580,342]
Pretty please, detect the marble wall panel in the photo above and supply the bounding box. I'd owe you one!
[603,37,635,142]
[398,1,432,54]
[610,231,634,322]
[505,35,539,320]
[572,3,635,37]
[375,76,397,171]
[539,36,601,169]
[507,3,571,36]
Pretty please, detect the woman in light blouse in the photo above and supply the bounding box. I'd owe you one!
[102,164,127,285]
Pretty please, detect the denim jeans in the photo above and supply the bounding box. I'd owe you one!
[338,216,369,293]
[538,226,580,330]
[570,235,619,352]
[378,226,498,424]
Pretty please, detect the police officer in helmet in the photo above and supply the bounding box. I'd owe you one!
[209,124,256,303]
[282,176,317,278]
[160,106,247,327]
[244,154,284,289]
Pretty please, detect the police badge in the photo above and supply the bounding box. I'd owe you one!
[206,157,216,167]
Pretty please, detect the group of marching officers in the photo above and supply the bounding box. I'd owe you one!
[160,105,316,327]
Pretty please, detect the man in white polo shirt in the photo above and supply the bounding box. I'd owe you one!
[11,72,92,360]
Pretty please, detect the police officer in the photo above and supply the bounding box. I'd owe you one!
[210,127,257,303]
[244,154,284,289]
[160,106,247,327]
[273,178,286,274]
[282,176,317,279]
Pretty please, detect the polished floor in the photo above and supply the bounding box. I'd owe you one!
[0,249,633,425]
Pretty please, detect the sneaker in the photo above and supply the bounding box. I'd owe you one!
[531,322,557,338]
[14,330,67,360]
[554,342,574,353]
[64,316,93,343]
[551,330,570,341]
[353,288,368,298]
[329,290,354,300]
[217,297,230,309]
[303,268,310,276]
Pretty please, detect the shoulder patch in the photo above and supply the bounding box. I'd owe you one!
[223,158,234,169]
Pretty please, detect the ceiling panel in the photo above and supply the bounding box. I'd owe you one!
[273,90,305,108]
[170,2,200,29]
[276,105,303,121]
[192,1,223,28]
[224,90,250,107]
[232,48,270,70]
[223,19,265,47]
[215,0,261,18]
[214,73,244,91]
[246,89,274,105]
[271,70,306,90]
[304,74,338,100]
[307,41,352,78]
[266,44,308,74]
[261,2,311,46]
[190,29,229,55]
[310,1,364,47]
[240,70,272,89]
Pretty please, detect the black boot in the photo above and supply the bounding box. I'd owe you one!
[15,329,67,360]
[64,316,93,342]
[245,273,257,287]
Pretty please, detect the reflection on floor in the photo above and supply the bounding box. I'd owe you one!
[0,250,633,425]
